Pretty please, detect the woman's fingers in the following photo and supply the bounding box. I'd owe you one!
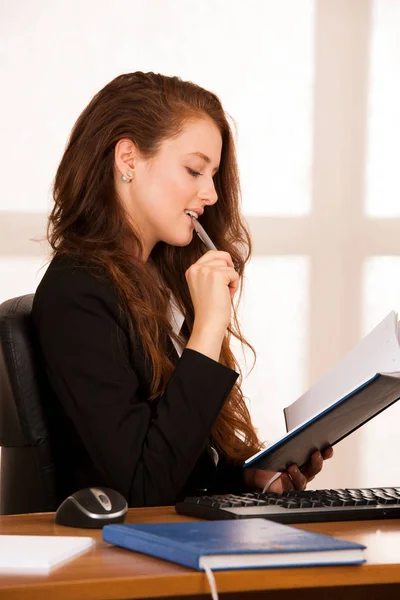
[268,472,294,494]
[301,447,333,480]
[194,250,234,268]
[301,450,324,481]
[250,447,334,495]
[322,446,334,460]
[287,464,307,491]
[277,447,333,492]
[185,250,240,333]
[280,473,296,492]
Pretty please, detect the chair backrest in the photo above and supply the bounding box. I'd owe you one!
[0,294,57,514]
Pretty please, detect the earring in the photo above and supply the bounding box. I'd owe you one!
[121,170,133,183]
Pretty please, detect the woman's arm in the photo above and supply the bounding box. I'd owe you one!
[32,263,238,507]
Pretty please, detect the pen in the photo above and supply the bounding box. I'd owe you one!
[185,211,218,251]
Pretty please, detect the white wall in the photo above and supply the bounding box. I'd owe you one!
[1,0,400,490]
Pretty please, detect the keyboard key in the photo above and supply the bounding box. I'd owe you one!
[283,502,301,509]
[374,495,398,505]
[380,490,400,501]
[200,498,217,507]
[299,500,313,508]
[322,499,343,507]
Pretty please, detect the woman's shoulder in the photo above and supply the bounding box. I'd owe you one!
[34,252,117,308]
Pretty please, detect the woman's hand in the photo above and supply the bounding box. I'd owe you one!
[186,250,239,361]
[243,447,334,494]
[185,250,239,335]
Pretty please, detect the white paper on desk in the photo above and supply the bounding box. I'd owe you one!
[284,311,400,432]
[0,535,95,574]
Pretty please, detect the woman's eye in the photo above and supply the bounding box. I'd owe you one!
[186,167,202,178]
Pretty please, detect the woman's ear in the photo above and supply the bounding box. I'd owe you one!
[115,138,138,179]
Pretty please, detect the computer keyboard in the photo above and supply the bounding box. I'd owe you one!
[175,487,400,524]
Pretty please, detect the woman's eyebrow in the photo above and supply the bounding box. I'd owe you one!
[186,152,220,173]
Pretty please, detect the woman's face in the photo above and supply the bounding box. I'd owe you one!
[116,117,222,260]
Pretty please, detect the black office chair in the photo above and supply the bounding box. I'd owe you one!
[0,294,57,514]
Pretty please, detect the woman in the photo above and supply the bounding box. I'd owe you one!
[32,71,332,507]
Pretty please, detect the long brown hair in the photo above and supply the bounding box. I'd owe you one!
[48,71,263,463]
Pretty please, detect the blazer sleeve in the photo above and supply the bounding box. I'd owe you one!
[215,456,247,494]
[32,265,239,507]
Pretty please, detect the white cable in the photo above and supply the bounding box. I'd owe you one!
[201,471,282,600]
[203,564,219,600]
[262,471,282,494]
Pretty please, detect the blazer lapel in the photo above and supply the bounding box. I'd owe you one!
[165,318,191,365]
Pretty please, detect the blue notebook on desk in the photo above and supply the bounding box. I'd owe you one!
[102,519,365,571]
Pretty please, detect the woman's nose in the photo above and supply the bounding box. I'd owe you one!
[199,180,218,205]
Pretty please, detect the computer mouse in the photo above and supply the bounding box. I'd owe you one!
[55,487,128,529]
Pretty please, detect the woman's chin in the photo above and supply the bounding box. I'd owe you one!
[164,231,194,248]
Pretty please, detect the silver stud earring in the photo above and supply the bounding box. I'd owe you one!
[121,170,133,183]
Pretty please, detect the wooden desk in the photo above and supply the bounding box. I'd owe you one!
[1,508,400,600]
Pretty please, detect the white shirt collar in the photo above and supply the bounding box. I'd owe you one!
[151,265,185,337]
[167,291,185,337]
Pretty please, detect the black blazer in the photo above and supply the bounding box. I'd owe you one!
[32,254,247,507]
